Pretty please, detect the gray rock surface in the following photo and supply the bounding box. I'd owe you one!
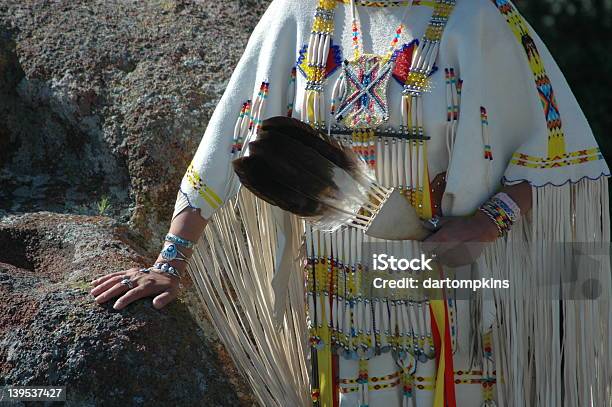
[0,0,271,246]
[0,1,276,404]
[0,212,255,406]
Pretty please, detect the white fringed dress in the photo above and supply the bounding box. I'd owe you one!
[173,1,610,406]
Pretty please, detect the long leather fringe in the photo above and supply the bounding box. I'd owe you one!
[485,177,611,406]
[188,189,310,406]
[188,177,610,406]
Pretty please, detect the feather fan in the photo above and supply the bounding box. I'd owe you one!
[233,117,429,240]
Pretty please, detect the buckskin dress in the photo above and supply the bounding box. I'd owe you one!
[173,1,610,406]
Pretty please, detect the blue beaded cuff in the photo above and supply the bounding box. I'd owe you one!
[165,233,195,249]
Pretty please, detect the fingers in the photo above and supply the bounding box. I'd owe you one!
[90,271,126,287]
[90,275,126,297]
[113,285,155,310]
[95,281,130,304]
[89,268,180,310]
[152,289,178,310]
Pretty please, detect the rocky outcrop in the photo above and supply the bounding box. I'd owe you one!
[0,0,271,246]
[0,1,275,403]
[0,212,254,406]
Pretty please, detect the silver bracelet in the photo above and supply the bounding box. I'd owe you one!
[165,233,195,249]
[153,262,181,279]
[160,242,188,262]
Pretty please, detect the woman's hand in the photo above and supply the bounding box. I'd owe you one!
[90,267,180,310]
[421,212,499,268]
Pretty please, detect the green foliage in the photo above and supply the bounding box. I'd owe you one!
[97,196,112,216]
[515,0,612,164]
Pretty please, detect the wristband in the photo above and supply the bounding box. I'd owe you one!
[479,201,513,237]
[161,242,188,262]
[153,262,181,279]
[494,192,520,220]
[165,233,195,249]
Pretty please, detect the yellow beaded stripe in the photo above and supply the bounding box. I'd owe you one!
[510,148,604,168]
[336,0,437,7]
[424,1,454,40]
[185,163,222,209]
[491,0,567,159]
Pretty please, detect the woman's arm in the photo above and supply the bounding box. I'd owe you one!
[90,209,207,310]
[160,208,208,268]
[422,181,532,267]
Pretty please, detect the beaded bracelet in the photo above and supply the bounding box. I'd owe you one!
[479,192,521,237]
[479,202,512,237]
[495,192,521,219]
[490,197,518,223]
[479,206,504,237]
[165,233,195,249]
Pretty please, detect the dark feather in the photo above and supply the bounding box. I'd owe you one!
[233,155,324,216]
[233,116,375,230]
[259,117,370,182]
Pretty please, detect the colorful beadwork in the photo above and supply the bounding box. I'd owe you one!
[481,332,497,403]
[402,0,455,95]
[444,67,462,167]
[186,163,222,210]
[335,54,395,129]
[333,0,411,129]
[391,39,438,86]
[479,196,516,237]
[351,129,377,168]
[481,106,493,161]
[232,81,270,157]
[296,42,343,81]
[302,0,338,126]
[337,0,437,7]
[249,81,269,132]
[510,148,604,168]
[491,0,566,159]
[287,67,297,117]
[305,227,436,359]
[232,100,251,154]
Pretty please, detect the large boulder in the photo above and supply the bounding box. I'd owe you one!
[0,212,255,406]
[0,0,271,247]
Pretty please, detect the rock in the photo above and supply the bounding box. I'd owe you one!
[0,0,271,247]
[0,212,255,406]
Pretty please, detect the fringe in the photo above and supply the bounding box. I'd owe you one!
[189,189,310,406]
[485,176,611,406]
[188,174,610,406]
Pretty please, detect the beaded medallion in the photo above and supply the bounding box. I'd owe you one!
[335,54,394,128]
[331,1,410,130]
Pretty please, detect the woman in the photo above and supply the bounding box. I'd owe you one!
[90,0,610,405]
